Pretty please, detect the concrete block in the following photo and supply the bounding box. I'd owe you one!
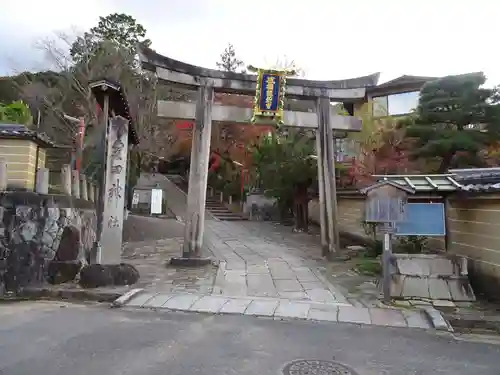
[428,278,452,300]
[402,277,430,299]
[423,307,453,331]
[429,258,454,276]
[112,288,145,307]
[397,258,431,276]
[447,279,476,302]
[402,310,432,329]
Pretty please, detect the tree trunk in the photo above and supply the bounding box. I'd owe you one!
[293,185,309,232]
[438,152,454,173]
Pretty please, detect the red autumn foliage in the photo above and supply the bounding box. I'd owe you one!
[171,93,273,167]
[339,114,414,188]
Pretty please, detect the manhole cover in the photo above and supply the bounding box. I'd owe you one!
[283,360,358,375]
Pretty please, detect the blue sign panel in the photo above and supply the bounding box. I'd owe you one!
[258,73,282,112]
[394,203,446,236]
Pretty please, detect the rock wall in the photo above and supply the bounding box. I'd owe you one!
[0,192,96,295]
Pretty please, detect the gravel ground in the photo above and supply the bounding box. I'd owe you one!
[123,215,185,243]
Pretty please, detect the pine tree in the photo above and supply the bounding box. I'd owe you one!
[216,43,245,73]
[406,72,500,172]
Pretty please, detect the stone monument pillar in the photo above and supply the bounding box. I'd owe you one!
[99,115,129,264]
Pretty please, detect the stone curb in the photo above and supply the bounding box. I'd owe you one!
[423,307,454,332]
[12,287,122,304]
[120,291,436,330]
[111,288,145,308]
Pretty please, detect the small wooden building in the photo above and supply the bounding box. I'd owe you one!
[0,123,56,190]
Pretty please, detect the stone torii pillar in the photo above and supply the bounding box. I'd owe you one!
[177,80,214,264]
[138,46,377,260]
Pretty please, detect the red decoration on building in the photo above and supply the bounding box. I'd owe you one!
[176,121,193,130]
[208,152,221,172]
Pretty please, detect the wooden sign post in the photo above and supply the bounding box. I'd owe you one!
[360,181,415,303]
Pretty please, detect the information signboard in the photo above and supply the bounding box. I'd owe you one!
[394,203,446,236]
[150,188,163,215]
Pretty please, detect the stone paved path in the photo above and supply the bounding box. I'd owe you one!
[205,221,348,305]
[120,220,444,330]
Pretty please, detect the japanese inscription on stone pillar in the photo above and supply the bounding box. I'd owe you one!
[100,115,129,264]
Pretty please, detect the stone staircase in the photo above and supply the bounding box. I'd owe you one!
[205,197,247,221]
[166,174,246,221]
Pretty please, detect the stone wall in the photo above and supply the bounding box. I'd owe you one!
[0,192,96,295]
[309,193,446,249]
[0,139,44,190]
[308,194,367,239]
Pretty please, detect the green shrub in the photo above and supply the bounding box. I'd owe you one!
[395,236,428,254]
[355,258,382,276]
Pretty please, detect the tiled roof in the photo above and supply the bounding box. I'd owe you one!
[449,168,500,192]
[374,75,437,89]
[374,169,500,194]
[0,124,57,148]
[89,78,139,145]
[373,174,461,193]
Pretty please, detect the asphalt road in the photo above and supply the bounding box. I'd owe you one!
[1,301,499,375]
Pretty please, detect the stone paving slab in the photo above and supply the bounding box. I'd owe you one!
[219,298,253,314]
[143,293,173,308]
[338,306,372,325]
[123,292,435,330]
[369,308,407,327]
[245,300,280,316]
[308,307,339,322]
[127,292,156,307]
[190,296,229,313]
[163,294,202,310]
[274,301,310,319]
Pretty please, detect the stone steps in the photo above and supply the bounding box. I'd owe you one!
[167,175,246,221]
[203,197,247,221]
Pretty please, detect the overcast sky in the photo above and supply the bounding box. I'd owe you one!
[0,0,498,85]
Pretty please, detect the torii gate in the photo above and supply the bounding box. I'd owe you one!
[138,46,379,262]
